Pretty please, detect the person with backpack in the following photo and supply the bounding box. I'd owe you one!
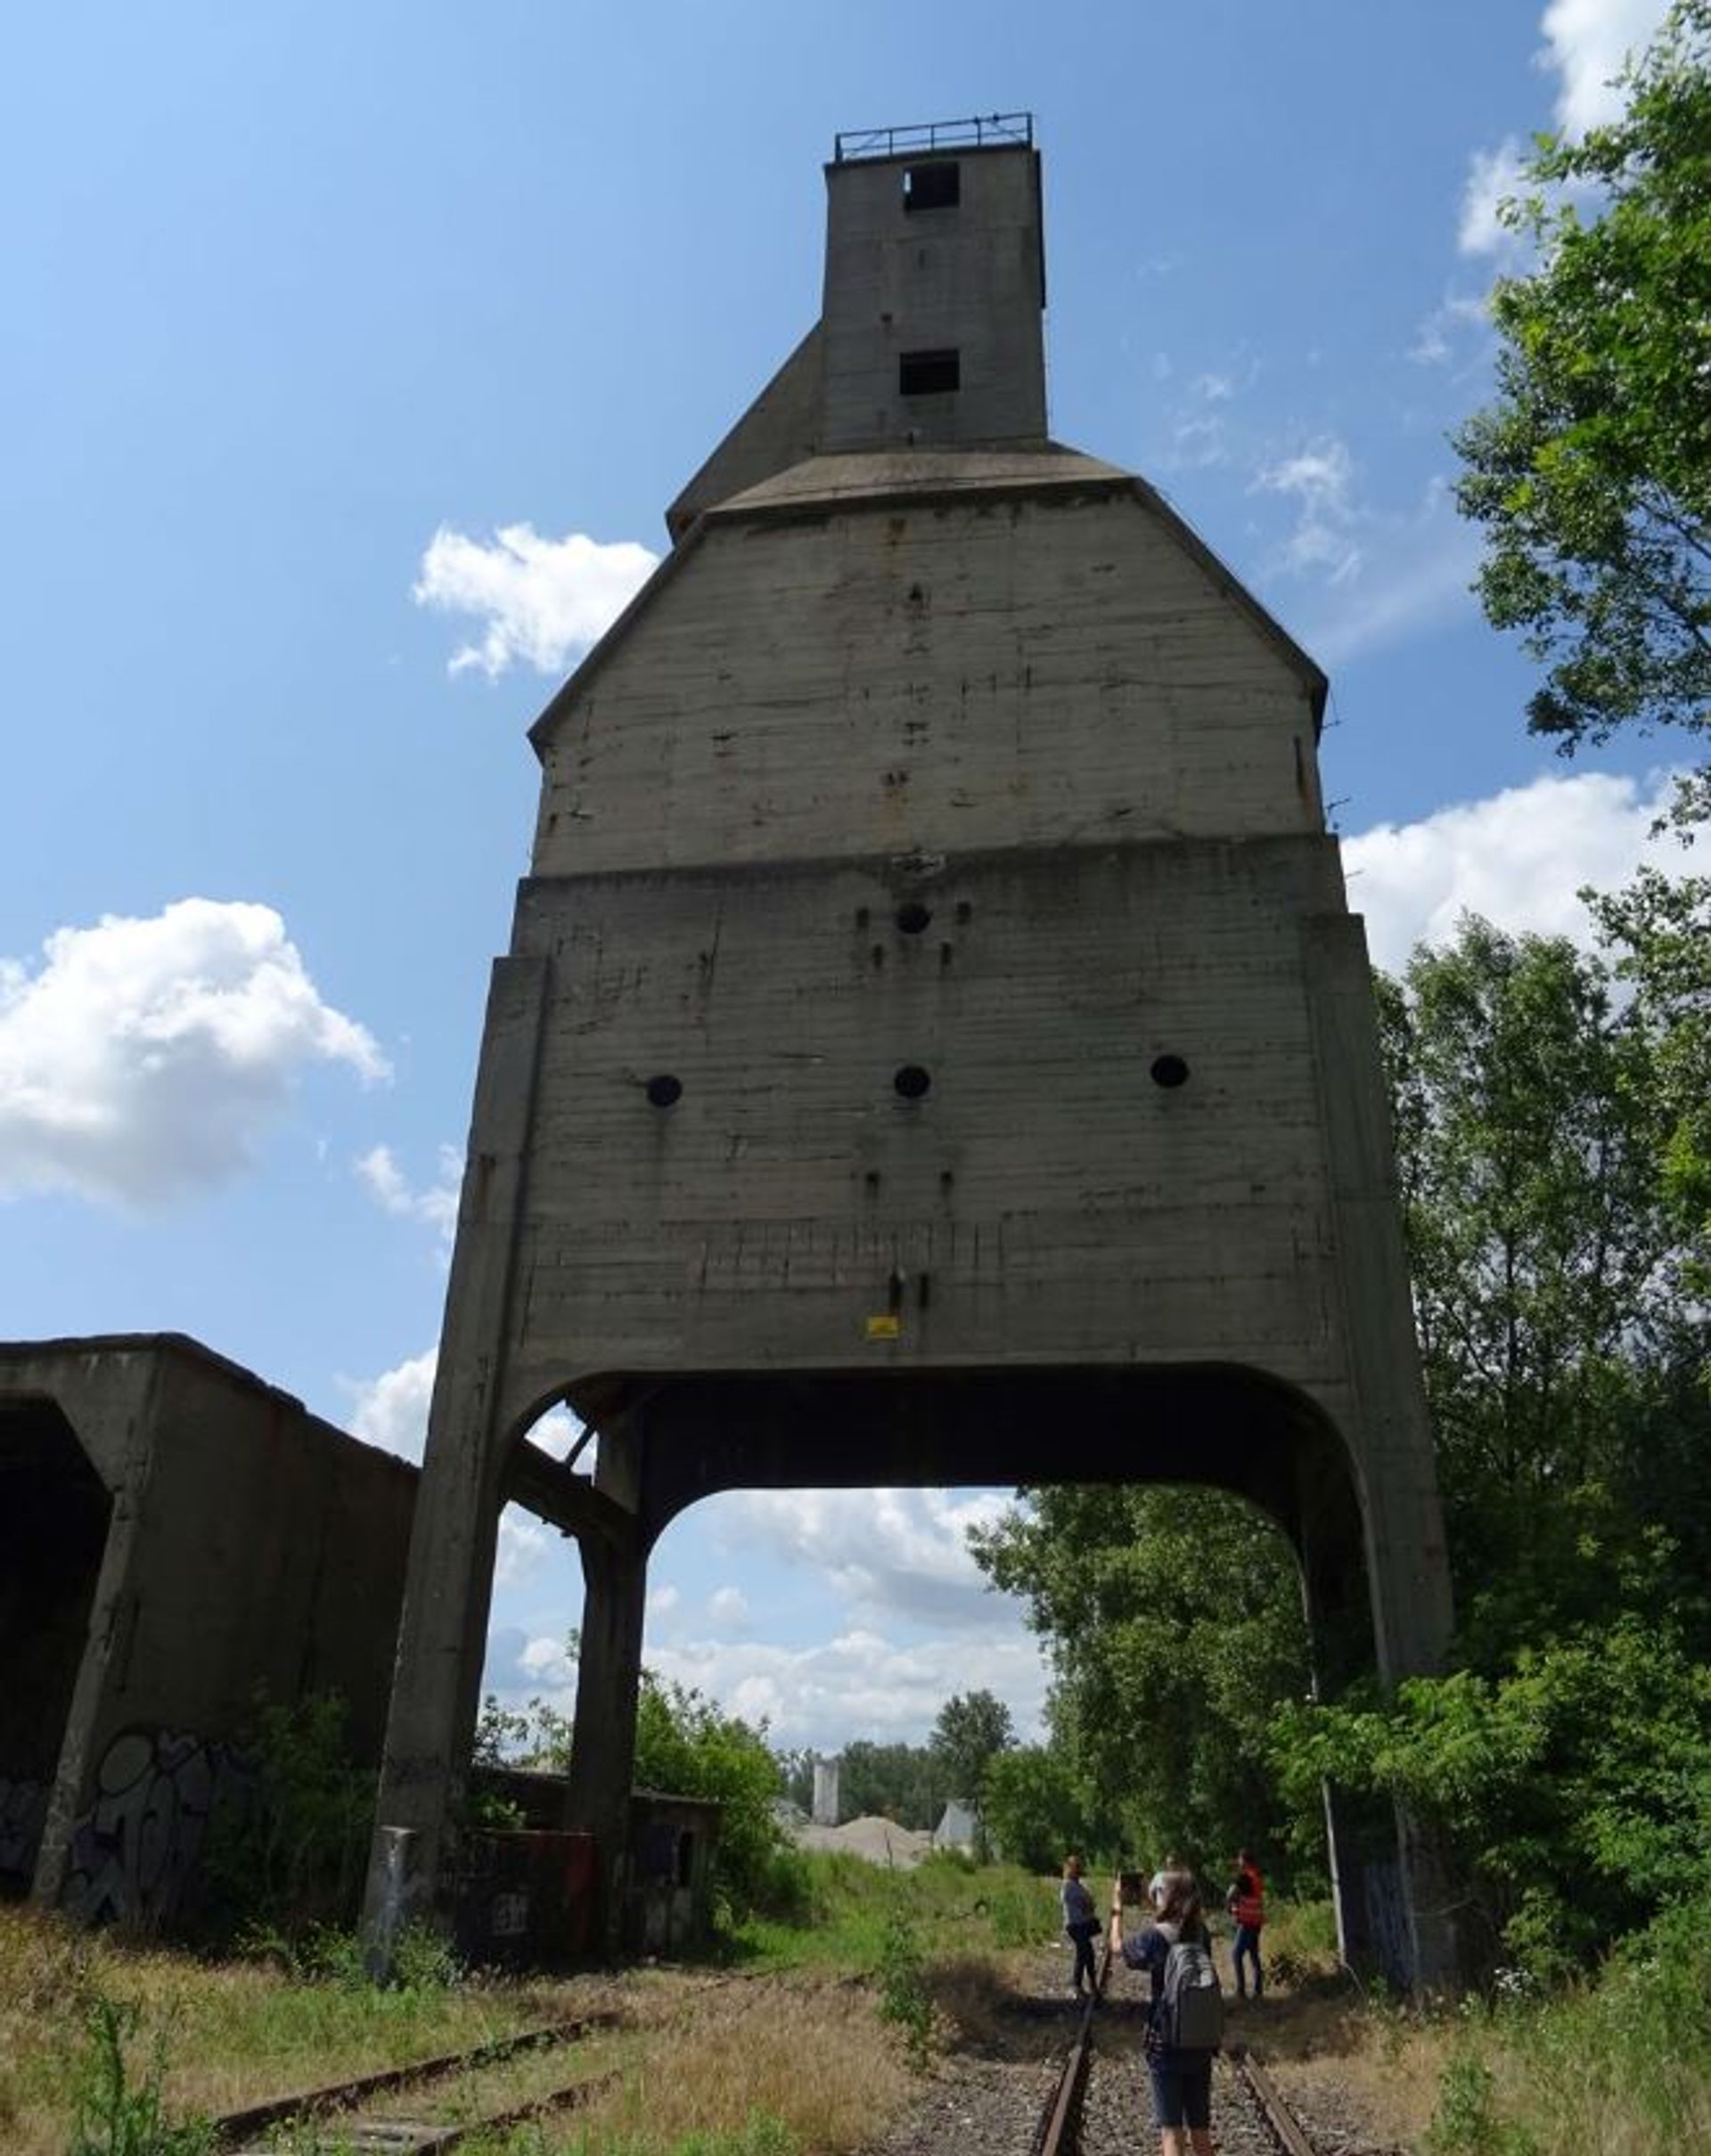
[1225,1848,1265,2001]
[1060,1853,1101,1998]
[1109,1865,1222,2156]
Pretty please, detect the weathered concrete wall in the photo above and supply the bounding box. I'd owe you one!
[534,473,1322,875]
[820,147,1045,451]
[0,1335,415,1924]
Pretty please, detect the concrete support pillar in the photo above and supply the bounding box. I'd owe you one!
[362,957,547,1960]
[562,1416,647,1957]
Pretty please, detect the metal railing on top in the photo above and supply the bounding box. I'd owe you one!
[833,112,1034,162]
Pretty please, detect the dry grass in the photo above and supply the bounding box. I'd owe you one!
[559,1974,918,2155]
[0,1907,921,2156]
[0,1904,606,2156]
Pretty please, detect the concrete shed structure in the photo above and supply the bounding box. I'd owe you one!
[0,1335,415,1926]
[369,118,1456,1984]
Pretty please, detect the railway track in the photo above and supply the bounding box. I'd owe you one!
[1033,1959,1328,2156]
[209,2013,620,2155]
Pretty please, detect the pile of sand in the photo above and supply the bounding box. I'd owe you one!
[790,1813,935,1867]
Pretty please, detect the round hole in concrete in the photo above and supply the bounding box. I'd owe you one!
[645,1074,684,1108]
[896,902,932,935]
[1150,1055,1190,1090]
[894,1065,932,1100]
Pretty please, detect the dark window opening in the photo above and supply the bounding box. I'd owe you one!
[895,902,932,935]
[1150,1055,1191,1090]
[645,1074,684,1108]
[903,161,960,212]
[900,348,960,396]
[894,1064,932,1100]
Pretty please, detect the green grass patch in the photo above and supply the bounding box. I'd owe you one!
[722,1849,1058,1974]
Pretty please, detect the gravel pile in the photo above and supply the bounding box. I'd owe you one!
[790,1815,936,1867]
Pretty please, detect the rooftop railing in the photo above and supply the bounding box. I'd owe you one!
[832,112,1034,163]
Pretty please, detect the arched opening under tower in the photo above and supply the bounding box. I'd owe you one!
[0,1400,112,1897]
[495,1360,1420,1977]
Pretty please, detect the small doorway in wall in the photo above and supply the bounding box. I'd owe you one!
[0,1401,111,1896]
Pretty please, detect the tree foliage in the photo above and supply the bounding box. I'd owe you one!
[1273,1588,1711,1976]
[969,1485,1312,1880]
[1378,916,1711,1661]
[929,1689,1015,1803]
[1453,0,1711,751]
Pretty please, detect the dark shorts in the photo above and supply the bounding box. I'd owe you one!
[1149,2054,1213,2131]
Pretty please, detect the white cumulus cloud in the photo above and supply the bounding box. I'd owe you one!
[723,1487,1021,1630]
[344,1344,438,1461]
[1541,0,1673,135]
[0,899,386,1211]
[1346,767,1688,973]
[413,523,659,678]
[1456,4,1672,263]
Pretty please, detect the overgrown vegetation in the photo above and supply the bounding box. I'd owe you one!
[201,1691,375,1945]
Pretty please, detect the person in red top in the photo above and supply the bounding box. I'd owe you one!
[1225,1849,1265,1999]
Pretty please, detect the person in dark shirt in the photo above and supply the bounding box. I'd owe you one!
[1109,1866,1216,2156]
[1060,1853,1099,1997]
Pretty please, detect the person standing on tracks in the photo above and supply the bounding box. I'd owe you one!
[1226,1848,1265,2001]
[1109,1866,1218,2156]
[1061,1853,1101,1998]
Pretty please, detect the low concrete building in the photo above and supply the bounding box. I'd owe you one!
[0,1335,416,1927]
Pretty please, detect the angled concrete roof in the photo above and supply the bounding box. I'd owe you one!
[528,441,1327,753]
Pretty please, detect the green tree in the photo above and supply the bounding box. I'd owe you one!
[1377,917,1709,1659]
[929,1689,1016,1804]
[1591,864,1711,1298]
[981,1744,1109,1874]
[970,1485,1312,1877]
[838,1739,944,1829]
[1453,0,1711,755]
[1273,1588,1711,1976]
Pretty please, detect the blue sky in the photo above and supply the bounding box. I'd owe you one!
[2,0,1691,1755]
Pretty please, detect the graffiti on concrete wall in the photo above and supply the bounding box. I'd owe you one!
[62,1726,251,1927]
[0,1776,50,1883]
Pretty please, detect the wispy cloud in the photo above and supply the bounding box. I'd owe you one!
[1459,138,1531,258]
[0,900,385,1211]
[356,1141,462,1243]
[1409,291,1492,370]
[1253,437,1363,584]
[413,523,659,678]
[1250,453,1481,666]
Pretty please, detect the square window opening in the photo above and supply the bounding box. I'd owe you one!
[903,161,960,212]
[900,348,960,396]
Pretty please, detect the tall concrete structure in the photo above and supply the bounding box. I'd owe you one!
[368,116,1455,1982]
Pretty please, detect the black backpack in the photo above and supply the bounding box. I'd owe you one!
[1154,1921,1224,2053]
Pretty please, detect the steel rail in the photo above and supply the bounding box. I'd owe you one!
[209,2015,601,2149]
[1032,1939,1111,2156]
[1227,2045,1320,2156]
